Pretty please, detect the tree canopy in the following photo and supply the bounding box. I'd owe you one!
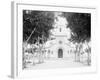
[23,10,54,44]
[63,12,91,43]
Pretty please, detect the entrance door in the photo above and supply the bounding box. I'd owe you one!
[58,48,63,58]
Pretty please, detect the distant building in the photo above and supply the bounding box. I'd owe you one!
[44,15,74,59]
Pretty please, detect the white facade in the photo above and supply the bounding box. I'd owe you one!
[44,14,74,59]
[45,13,73,58]
[44,35,74,59]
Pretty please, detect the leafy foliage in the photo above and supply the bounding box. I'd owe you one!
[63,12,91,43]
[23,10,54,44]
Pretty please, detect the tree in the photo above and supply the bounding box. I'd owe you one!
[23,10,55,67]
[84,41,91,65]
[63,12,91,43]
[63,12,91,64]
[23,10,54,44]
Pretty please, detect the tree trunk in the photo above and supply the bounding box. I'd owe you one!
[87,52,91,65]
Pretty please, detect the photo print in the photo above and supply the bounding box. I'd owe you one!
[22,10,91,69]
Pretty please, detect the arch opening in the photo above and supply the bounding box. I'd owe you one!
[58,48,63,58]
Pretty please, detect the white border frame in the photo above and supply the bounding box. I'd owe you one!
[11,1,97,78]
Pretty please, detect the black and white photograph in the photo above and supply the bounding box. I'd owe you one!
[11,2,97,78]
[22,10,91,69]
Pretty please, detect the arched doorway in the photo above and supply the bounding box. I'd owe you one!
[58,48,63,58]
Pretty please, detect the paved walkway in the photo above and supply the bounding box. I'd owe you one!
[25,58,86,69]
